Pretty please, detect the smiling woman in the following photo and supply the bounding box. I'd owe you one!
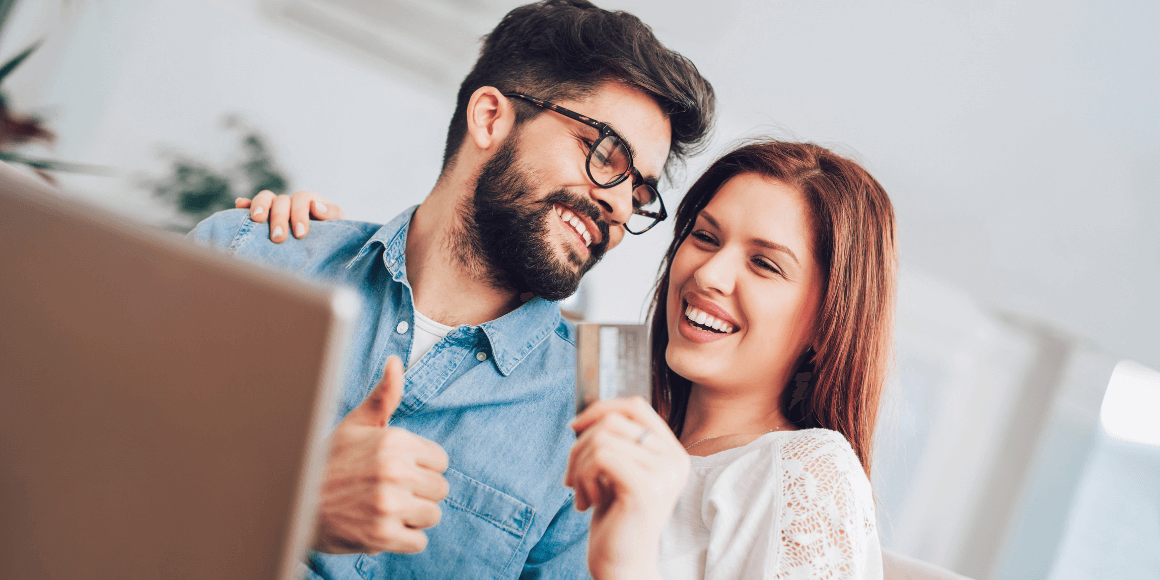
[564,139,897,579]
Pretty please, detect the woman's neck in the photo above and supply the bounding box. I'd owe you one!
[680,382,794,456]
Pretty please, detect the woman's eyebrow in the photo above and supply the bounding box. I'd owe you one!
[752,238,799,265]
[700,211,799,265]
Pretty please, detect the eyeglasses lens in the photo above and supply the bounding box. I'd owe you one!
[627,183,663,234]
[587,135,632,186]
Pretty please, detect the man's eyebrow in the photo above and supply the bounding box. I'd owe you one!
[607,122,639,160]
[699,211,799,265]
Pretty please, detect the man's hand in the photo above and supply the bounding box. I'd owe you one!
[314,356,450,555]
[235,189,346,243]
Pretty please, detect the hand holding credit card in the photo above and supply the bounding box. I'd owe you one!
[575,324,650,413]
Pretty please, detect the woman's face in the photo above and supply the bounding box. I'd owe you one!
[666,173,825,394]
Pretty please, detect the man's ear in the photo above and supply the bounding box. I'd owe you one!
[465,86,516,152]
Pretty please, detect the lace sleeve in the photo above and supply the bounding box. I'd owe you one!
[775,430,880,579]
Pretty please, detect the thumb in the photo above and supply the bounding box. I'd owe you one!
[348,356,404,427]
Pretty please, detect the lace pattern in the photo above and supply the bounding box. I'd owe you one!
[775,430,877,579]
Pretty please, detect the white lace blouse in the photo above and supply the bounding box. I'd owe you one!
[658,428,882,579]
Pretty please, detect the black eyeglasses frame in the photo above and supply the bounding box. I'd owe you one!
[502,92,668,234]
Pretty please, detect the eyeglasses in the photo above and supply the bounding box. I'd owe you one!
[503,92,667,234]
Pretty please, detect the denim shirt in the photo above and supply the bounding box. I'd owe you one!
[189,208,591,580]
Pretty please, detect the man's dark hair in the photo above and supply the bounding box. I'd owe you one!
[442,0,715,183]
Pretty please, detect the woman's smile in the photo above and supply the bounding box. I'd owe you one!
[665,173,823,392]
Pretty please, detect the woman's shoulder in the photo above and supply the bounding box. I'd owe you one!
[775,428,876,517]
[777,428,862,468]
[778,428,869,479]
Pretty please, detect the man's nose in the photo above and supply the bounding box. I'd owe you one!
[588,179,634,227]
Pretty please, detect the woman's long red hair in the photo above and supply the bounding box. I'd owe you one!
[649,140,897,478]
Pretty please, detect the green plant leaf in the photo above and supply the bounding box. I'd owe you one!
[0,40,42,86]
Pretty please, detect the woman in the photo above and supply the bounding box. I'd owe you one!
[241,139,896,578]
[563,140,895,579]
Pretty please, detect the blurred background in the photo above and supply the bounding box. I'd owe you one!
[1,0,1156,577]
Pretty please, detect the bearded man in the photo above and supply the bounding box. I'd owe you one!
[190,1,714,577]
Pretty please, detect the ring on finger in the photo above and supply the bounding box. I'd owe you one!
[635,428,651,446]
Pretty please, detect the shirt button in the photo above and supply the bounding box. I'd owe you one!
[396,321,409,334]
[476,352,488,362]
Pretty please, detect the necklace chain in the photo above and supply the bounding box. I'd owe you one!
[683,421,792,451]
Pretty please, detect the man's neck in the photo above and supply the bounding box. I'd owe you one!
[404,181,524,327]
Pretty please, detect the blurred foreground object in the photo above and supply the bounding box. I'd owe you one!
[0,158,355,580]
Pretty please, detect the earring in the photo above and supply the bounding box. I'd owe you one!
[787,347,817,410]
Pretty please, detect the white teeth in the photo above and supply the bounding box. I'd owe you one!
[684,305,736,334]
[557,207,593,248]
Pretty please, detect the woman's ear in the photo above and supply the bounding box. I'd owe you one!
[465,86,516,152]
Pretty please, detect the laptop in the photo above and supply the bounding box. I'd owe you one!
[0,162,357,580]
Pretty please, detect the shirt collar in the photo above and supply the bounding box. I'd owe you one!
[346,205,415,278]
[479,297,562,376]
[348,205,564,376]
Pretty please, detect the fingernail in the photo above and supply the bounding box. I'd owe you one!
[294,222,305,237]
[315,201,327,214]
[272,226,283,239]
[252,206,264,216]
[235,197,246,204]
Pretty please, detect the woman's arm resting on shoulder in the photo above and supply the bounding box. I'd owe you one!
[235,189,346,243]
[565,397,689,580]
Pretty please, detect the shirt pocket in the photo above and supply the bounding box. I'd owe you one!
[355,467,535,580]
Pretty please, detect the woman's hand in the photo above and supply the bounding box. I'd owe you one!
[565,397,689,580]
[235,189,346,243]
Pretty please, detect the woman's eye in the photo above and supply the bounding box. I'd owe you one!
[752,257,781,275]
[690,230,717,245]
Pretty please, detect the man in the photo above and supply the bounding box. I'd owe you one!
[191,1,714,577]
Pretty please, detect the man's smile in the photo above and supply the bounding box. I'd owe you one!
[553,203,599,252]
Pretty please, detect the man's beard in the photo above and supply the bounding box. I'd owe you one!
[456,136,611,302]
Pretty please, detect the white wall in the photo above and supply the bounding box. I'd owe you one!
[5,0,1155,370]
[599,0,1160,372]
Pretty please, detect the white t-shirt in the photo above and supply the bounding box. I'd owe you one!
[658,428,883,580]
[407,309,454,368]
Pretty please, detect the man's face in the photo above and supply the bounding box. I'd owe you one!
[469,83,672,301]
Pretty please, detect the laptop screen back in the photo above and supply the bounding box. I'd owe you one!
[0,165,355,580]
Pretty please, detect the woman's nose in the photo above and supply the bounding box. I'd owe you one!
[692,249,736,295]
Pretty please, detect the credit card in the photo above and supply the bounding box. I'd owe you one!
[575,324,650,414]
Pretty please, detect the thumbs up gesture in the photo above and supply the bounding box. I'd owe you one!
[313,356,450,554]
